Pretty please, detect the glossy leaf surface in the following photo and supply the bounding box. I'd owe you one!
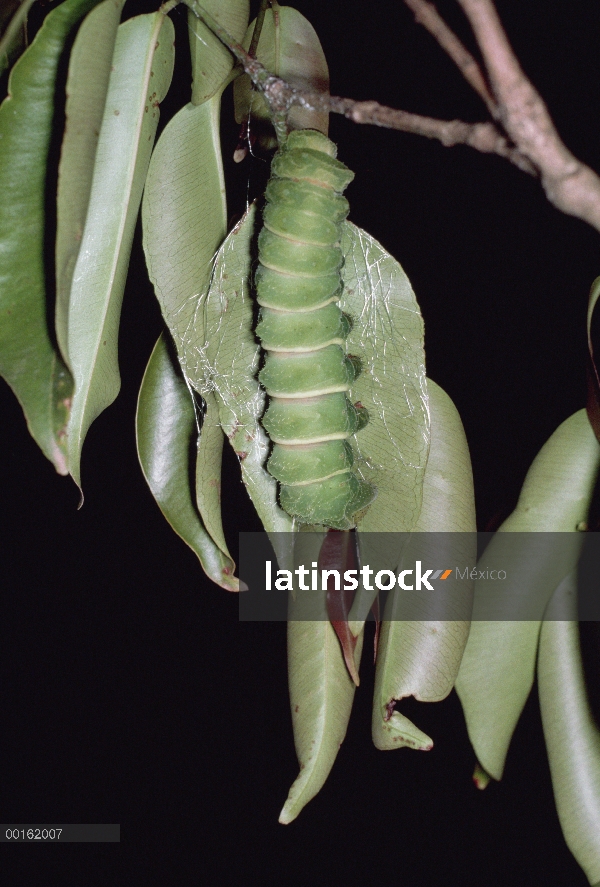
[280,533,363,823]
[136,335,239,592]
[538,573,600,885]
[372,380,475,750]
[234,5,330,142]
[55,0,125,365]
[66,11,175,488]
[456,410,600,780]
[142,94,260,546]
[195,388,232,562]
[280,620,363,824]
[0,0,99,473]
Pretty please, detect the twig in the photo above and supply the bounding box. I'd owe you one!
[248,0,270,60]
[403,0,496,117]
[184,0,534,172]
[455,0,600,231]
[300,92,535,174]
[184,0,600,233]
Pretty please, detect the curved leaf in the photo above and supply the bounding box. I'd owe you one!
[195,387,232,561]
[345,222,429,535]
[280,621,363,824]
[142,97,226,361]
[55,0,126,366]
[141,95,265,544]
[188,0,249,105]
[498,410,600,533]
[193,210,428,537]
[372,380,475,750]
[456,409,600,781]
[0,0,100,473]
[586,276,600,441]
[136,334,239,592]
[280,534,363,823]
[412,380,476,534]
[458,621,541,784]
[196,205,293,535]
[538,573,600,885]
[0,0,35,78]
[234,6,330,142]
[66,11,175,489]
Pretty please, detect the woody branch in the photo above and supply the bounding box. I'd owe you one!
[182,0,600,235]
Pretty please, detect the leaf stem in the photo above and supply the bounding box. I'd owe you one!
[248,0,270,59]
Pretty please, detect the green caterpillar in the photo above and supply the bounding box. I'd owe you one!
[255,129,376,530]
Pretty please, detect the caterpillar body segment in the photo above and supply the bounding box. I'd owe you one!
[256,129,376,529]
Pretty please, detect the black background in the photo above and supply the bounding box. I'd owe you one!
[2,0,600,883]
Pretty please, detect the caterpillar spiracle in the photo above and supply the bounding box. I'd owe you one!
[255,129,376,530]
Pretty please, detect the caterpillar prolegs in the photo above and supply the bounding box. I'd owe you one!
[255,129,376,530]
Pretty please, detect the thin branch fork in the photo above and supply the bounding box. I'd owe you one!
[282,85,535,174]
[184,0,600,235]
[419,0,600,232]
[183,0,534,174]
[403,0,497,117]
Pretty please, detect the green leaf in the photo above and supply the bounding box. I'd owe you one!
[0,0,36,78]
[280,535,363,823]
[142,94,254,548]
[194,205,293,535]
[55,0,126,366]
[234,5,330,144]
[191,211,428,537]
[0,0,100,473]
[497,409,600,533]
[457,620,541,783]
[586,276,600,441]
[538,572,600,885]
[195,388,232,561]
[372,380,476,750]
[142,96,226,361]
[411,380,476,534]
[280,622,363,824]
[455,409,600,781]
[344,222,429,534]
[136,334,240,592]
[188,0,249,105]
[66,11,175,489]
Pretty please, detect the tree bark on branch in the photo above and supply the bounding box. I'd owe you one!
[183,0,600,235]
